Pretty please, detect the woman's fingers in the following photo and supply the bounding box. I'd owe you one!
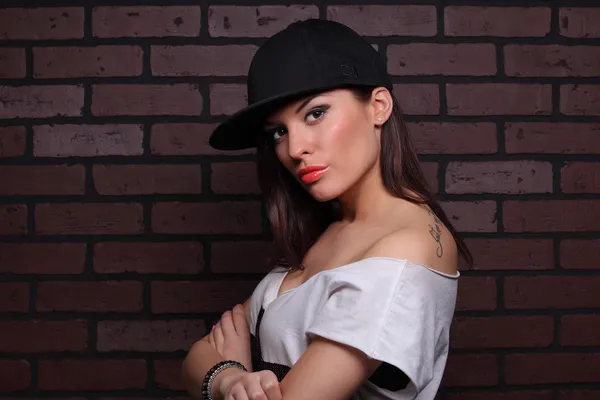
[242,378,268,400]
[208,326,215,346]
[220,310,236,339]
[262,379,282,400]
[232,304,249,337]
[259,371,281,400]
[214,322,225,352]
[230,385,249,400]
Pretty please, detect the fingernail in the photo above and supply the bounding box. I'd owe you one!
[212,325,216,331]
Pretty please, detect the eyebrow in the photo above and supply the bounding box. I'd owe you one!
[295,93,321,114]
[264,93,325,127]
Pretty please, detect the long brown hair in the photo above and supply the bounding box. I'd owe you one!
[256,86,473,269]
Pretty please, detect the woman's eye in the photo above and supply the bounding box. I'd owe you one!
[306,107,327,123]
[271,127,286,141]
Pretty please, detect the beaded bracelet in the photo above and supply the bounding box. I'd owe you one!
[201,360,248,400]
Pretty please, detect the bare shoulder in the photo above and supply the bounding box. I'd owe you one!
[363,206,458,275]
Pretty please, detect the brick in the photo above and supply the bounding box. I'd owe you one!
[505,276,600,309]
[0,205,27,236]
[93,6,200,38]
[0,360,30,392]
[504,200,600,232]
[505,122,600,154]
[94,164,202,195]
[456,277,496,311]
[211,241,281,274]
[38,360,146,390]
[562,315,600,346]
[154,360,185,390]
[561,85,600,115]
[445,161,552,194]
[451,316,553,349]
[0,126,26,157]
[152,45,257,76]
[151,123,253,156]
[562,162,600,193]
[34,46,142,78]
[465,238,553,270]
[152,202,262,234]
[0,165,84,195]
[559,390,600,400]
[441,392,553,400]
[560,8,600,38]
[210,84,247,116]
[151,281,258,313]
[441,354,498,387]
[92,84,202,116]
[0,7,83,40]
[440,201,497,233]
[37,281,142,312]
[35,203,143,235]
[505,353,600,384]
[407,122,497,154]
[34,124,143,157]
[0,320,87,353]
[447,84,552,115]
[0,48,26,79]
[94,242,203,274]
[393,84,439,115]
[420,162,438,192]
[505,45,600,77]
[0,243,85,274]
[0,283,28,312]
[97,320,204,352]
[0,86,83,119]
[209,5,318,37]
[445,7,550,37]
[389,44,496,76]
[211,162,260,194]
[560,239,600,269]
[327,5,436,36]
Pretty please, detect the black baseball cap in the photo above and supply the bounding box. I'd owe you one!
[209,19,393,150]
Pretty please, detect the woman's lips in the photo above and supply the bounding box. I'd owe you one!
[298,166,329,184]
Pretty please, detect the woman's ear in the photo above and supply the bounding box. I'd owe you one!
[370,87,393,126]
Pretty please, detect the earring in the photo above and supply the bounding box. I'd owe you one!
[378,117,383,122]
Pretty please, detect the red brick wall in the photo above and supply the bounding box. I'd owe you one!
[0,3,599,399]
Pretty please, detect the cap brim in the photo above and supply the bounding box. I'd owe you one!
[209,84,374,151]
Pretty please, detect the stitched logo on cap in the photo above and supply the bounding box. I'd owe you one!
[340,64,358,78]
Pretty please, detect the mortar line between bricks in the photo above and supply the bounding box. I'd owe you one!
[200,1,208,39]
[554,313,562,351]
[84,238,93,276]
[551,3,560,37]
[496,121,505,154]
[83,3,92,41]
[552,162,562,195]
[437,0,445,39]
[25,46,33,80]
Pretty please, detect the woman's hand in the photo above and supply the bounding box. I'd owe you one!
[217,368,282,400]
[209,304,253,372]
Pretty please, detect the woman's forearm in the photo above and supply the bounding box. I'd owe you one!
[182,339,246,400]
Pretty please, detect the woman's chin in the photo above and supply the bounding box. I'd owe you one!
[306,187,339,202]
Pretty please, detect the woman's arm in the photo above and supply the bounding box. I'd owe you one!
[182,338,247,399]
[279,337,381,400]
[182,300,254,399]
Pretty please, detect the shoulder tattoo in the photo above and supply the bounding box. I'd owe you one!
[426,206,443,258]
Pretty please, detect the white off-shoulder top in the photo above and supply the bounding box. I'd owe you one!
[248,257,459,400]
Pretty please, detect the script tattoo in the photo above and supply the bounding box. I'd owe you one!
[426,207,443,258]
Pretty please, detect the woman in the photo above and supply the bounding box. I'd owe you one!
[183,19,472,400]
